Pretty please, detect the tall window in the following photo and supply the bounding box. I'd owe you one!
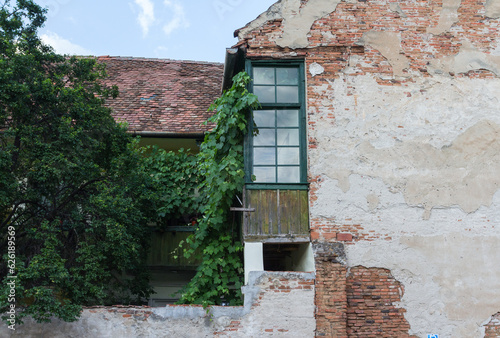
[246,61,306,188]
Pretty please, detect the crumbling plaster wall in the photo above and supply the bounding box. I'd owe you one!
[310,73,500,337]
[0,272,315,338]
[238,0,500,337]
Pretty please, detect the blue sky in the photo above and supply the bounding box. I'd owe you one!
[37,0,277,63]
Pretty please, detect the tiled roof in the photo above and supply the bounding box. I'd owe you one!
[98,56,224,134]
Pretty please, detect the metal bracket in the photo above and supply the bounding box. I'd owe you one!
[230,207,255,212]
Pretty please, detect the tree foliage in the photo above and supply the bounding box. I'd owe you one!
[0,0,159,323]
[0,0,259,323]
[177,72,259,306]
[144,147,201,226]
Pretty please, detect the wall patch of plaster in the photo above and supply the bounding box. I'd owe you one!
[486,0,500,18]
[237,0,342,49]
[357,31,410,77]
[323,167,352,193]
[358,120,500,218]
[236,0,287,40]
[427,0,462,35]
[309,62,325,77]
[276,0,342,48]
[430,40,500,76]
[389,3,407,18]
[310,74,500,220]
[366,193,380,211]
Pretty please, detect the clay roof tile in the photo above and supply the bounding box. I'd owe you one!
[98,56,223,134]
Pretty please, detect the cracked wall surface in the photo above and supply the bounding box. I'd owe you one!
[357,31,410,77]
[237,0,342,49]
[308,72,500,338]
[427,0,462,35]
[0,272,315,338]
[238,0,500,337]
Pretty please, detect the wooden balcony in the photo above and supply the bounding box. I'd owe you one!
[243,189,310,243]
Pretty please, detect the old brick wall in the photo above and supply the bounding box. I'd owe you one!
[314,242,412,338]
[346,267,413,338]
[315,257,347,337]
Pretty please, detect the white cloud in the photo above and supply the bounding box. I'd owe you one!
[40,32,93,56]
[154,45,168,57]
[134,0,155,37]
[163,0,189,36]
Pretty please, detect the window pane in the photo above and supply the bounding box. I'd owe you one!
[254,129,276,146]
[254,147,276,165]
[254,67,275,85]
[253,110,275,128]
[277,86,299,103]
[254,86,276,103]
[277,129,299,146]
[278,148,299,165]
[277,110,299,127]
[278,166,300,183]
[254,167,276,183]
[277,68,298,85]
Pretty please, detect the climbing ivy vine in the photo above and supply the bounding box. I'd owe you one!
[177,71,259,306]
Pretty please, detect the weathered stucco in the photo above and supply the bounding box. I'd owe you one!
[357,31,410,77]
[309,72,500,336]
[427,0,462,35]
[310,74,500,218]
[237,0,342,49]
[0,272,315,337]
[389,2,407,18]
[486,0,500,18]
[430,40,500,77]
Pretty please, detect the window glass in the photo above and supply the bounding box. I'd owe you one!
[278,166,300,183]
[277,110,299,127]
[248,63,304,185]
[254,67,275,85]
[254,110,275,128]
[277,86,299,103]
[276,68,298,85]
[254,129,276,146]
[277,129,299,146]
[278,148,300,165]
[254,167,276,183]
[254,148,276,165]
[254,86,275,103]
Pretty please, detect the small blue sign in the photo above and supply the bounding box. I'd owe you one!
[427,335,439,338]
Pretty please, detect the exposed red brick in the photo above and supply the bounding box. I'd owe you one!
[337,233,353,242]
[346,267,415,337]
[315,257,348,337]
[484,312,500,338]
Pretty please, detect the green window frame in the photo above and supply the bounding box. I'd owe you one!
[245,60,307,190]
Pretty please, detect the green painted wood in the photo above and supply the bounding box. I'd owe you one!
[147,231,200,268]
[245,189,309,239]
[300,190,309,234]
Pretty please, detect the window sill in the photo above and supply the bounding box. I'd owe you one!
[245,183,309,190]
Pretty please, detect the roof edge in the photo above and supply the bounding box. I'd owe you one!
[129,131,206,139]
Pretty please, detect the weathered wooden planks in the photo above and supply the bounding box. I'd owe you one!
[244,189,309,240]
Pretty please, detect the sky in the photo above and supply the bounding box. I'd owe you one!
[37,0,277,63]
